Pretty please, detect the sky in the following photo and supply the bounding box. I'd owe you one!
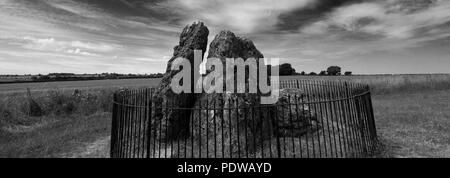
[0,0,449,75]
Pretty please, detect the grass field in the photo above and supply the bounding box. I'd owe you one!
[1,74,449,95]
[0,78,161,94]
[0,74,449,157]
[373,89,450,157]
[0,88,114,157]
[283,74,450,94]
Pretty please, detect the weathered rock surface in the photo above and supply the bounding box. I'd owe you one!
[271,88,320,137]
[208,31,263,61]
[152,21,209,140]
[189,93,274,158]
[190,30,271,158]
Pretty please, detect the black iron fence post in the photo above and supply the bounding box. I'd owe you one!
[110,93,117,157]
[110,80,378,158]
[355,92,368,156]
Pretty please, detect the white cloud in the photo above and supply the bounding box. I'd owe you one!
[71,41,116,52]
[130,57,168,62]
[300,49,323,56]
[302,0,450,40]
[157,0,317,33]
[0,0,175,74]
[66,48,98,57]
[46,0,107,19]
[22,37,60,51]
[19,36,118,56]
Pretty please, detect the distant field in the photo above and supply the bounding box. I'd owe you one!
[1,74,449,94]
[282,74,450,94]
[0,78,161,93]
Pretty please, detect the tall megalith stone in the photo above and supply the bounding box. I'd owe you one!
[190,30,273,158]
[152,21,209,140]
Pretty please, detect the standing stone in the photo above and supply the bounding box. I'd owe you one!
[271,88,320,137]
[190,31,272,158]
[208,31,264,61]
[152,22,209,141]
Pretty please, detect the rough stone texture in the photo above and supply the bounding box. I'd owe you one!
[208,31,264,61]
[271,88,320,137]
[152,21,209,140]
[190,31,271,157]
[188,92,274,158]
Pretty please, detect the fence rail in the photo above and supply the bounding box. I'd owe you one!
[110,80,378,158]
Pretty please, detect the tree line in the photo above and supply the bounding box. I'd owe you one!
[277,63,353,76]
[0,73,164,84]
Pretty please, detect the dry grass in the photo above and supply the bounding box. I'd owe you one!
[372,89,450,158]
[0,112,111,157]
[62,136,110,158]
[283,74,450,94]
[0,78,160,94]
[0,88,114,157]
[0,74,449,157]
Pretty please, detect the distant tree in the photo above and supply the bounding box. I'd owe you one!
[309,72,317,75]
[40,75,50,80]
[319,70,327,76]
[327,66,341,75]
[300,71,306,75]
[278,63,297,76]
[344,71,352,76]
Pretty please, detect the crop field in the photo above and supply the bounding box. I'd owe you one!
[0,74,449,157]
